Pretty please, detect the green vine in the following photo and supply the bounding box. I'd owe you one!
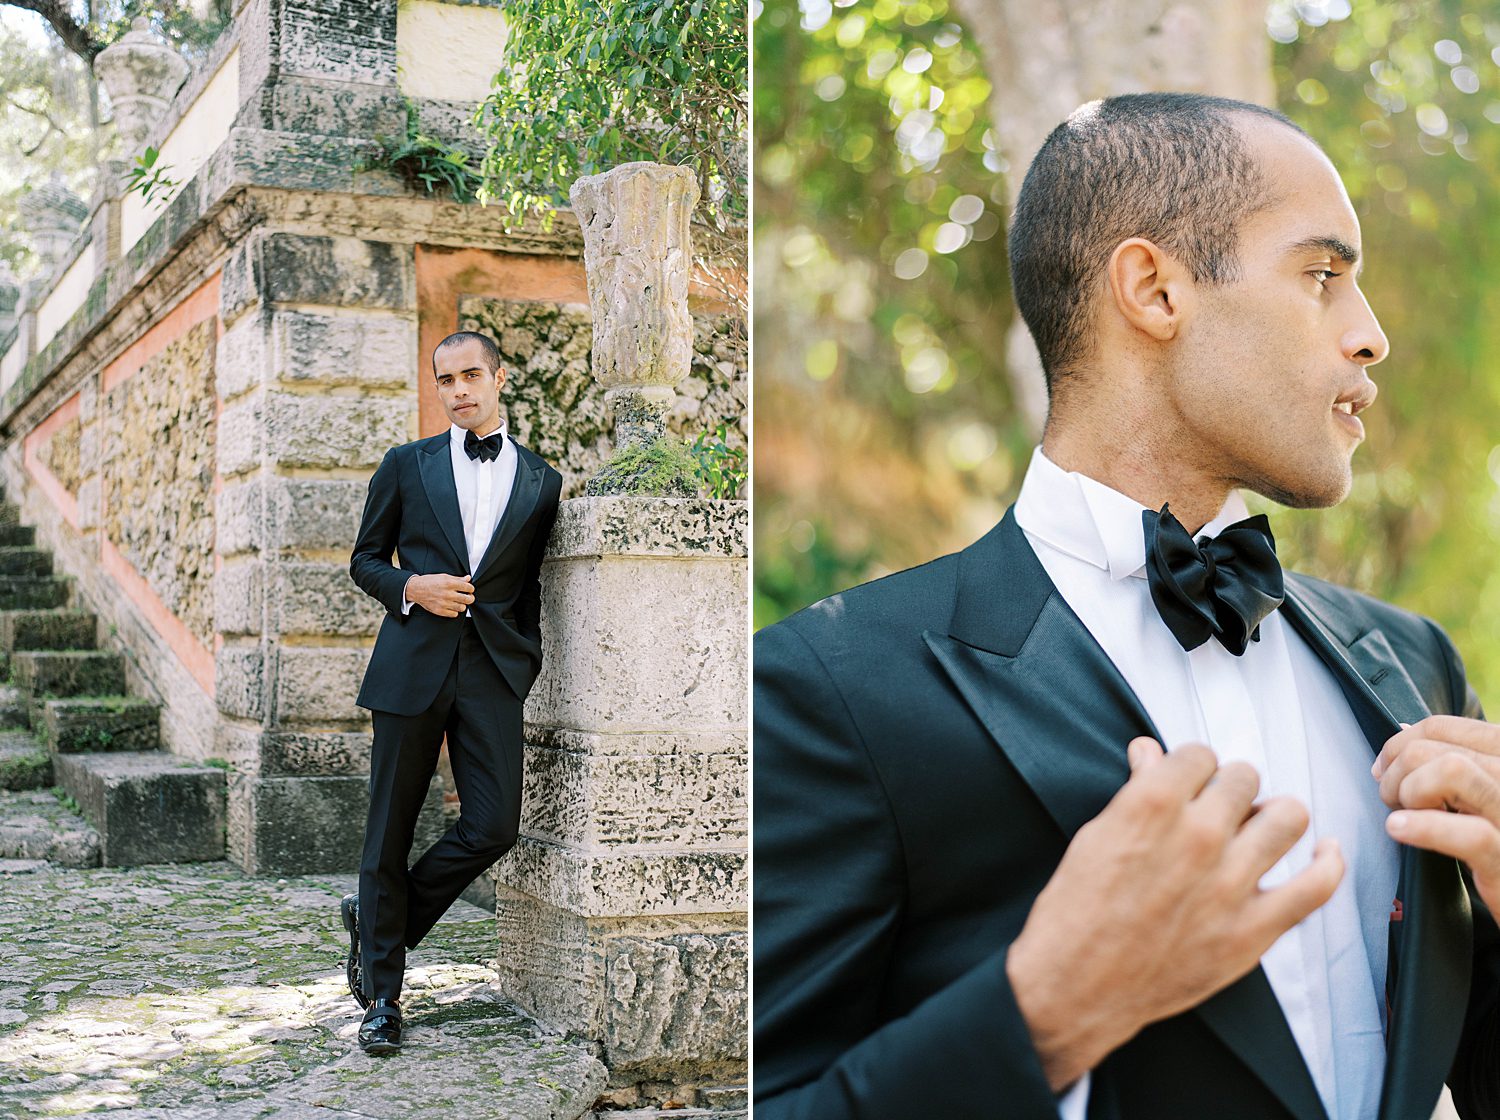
[358,97,483,203]
[689,421,746,500]
[122,146,178,209]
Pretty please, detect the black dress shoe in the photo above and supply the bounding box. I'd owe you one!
[340,893,370,1010]
[358,998,402,1055]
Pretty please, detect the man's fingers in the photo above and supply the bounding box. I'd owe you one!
[1127,736,1164,772]
[1194,760,1261,828]
[1126,741,1219,806]
[1397,752,1500,821]
[1248,837,1344,939]
[1223,795,1310,887]
[1376,715,1500,777]
[1388,809,1500,879]
[1376,739,1453,808]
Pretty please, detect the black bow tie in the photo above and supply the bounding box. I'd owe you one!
[1141,503,1285,656]
[464,429,503,463]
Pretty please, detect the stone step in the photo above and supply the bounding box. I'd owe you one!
[12,650,125,699]
[0,523,35,547]
[0,547,52,578]
[0,608,97,652]
[37,696,160,754]
[0,576,69,611]
[0,730,51,790]
[0,787,100,866]
[51,751,226,866]
[0,683,29,730]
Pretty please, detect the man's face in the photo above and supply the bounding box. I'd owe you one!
[1162,118,1388,510]
[434,338,506,434]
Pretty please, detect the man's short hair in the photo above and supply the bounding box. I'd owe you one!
[1007,92,1312,392]
[432,330,502,377]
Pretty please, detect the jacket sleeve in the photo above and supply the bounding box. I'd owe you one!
[753,620,1065,1120]
[1428,619,1500,1120]
[349,447,411,619]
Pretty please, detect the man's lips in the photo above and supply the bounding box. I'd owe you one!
[455,403,476,412]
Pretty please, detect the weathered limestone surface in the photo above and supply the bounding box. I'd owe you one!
[495,497,747,1089]
[570,164,700,458]
[100,317,218,649]
[458,299,746,499]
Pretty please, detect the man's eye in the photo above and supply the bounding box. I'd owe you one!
[1312,268,1343,285]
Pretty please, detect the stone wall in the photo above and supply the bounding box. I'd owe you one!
[101,318,218,651]
[33,414,82,495]
[459,297,747,498]
[494,497,748,1098]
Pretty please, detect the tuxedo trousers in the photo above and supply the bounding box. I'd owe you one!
[358,611,524,1001]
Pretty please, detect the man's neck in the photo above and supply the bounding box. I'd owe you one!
[1039,427,1233,537]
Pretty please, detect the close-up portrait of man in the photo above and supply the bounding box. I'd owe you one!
[751,3,1500,1119]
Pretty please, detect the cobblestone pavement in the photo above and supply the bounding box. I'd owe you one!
[0,803,606,1119]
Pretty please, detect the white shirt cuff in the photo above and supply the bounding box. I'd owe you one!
[401,576,415,615]
[1058,1071,1090,1120]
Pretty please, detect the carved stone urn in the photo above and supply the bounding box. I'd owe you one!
[94,16,191,150]
[569,162,700,464]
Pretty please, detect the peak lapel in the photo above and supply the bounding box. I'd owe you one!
[1279,579,1472,1120]
[418,436,469,571]
[924,507,1326,1120]
[472,455,543,583]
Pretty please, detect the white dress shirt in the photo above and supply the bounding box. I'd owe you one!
[1013,445,1398,1120]
[401,419,519,618]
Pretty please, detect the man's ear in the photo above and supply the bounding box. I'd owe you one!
[1106,237,1192,343]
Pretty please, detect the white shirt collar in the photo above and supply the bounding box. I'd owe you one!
[449,417,507,447]
[1013,444,1252,582]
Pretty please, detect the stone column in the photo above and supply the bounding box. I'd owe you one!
[493,498,747,1097]
[213,228,444,875]
[569,162,699,458]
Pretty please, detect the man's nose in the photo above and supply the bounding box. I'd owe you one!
[1345,288,1389,367]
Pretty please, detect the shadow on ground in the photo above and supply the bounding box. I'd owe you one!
[0,852,605,1119]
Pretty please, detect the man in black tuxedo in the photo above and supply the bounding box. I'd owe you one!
[754,94,1500,1118]
[345,330,561,1055]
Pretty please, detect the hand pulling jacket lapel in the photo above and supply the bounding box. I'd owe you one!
[1279,578,1472,1120]
[924,506,1327,1120]
[418,436,470,572]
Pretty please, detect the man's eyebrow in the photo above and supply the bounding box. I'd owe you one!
[1284,235,1363,277]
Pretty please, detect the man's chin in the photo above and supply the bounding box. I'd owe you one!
[1250,466,1353,511]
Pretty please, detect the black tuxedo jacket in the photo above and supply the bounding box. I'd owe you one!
[754,505,1500,1120]
[349,431,562,716]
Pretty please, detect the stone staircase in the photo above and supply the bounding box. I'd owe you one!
[0,491,226,866]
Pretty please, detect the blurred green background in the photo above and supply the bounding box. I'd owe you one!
[753,0,1500,713]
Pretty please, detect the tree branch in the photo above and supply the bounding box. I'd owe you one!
[2,0,104,63]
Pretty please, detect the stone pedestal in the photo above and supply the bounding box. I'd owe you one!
[494,496,747,1089]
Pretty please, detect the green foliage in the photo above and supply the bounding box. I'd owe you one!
[358,97,482,203]
[689,421,747,499]
[584,436,700,497]
[122,145,177,208]
[203,756,230,770]
[471,0,747,232]
[50,786,80,815]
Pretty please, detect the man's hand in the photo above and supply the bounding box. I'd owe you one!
[1374,714,1500,914]
[1006,737,1344,1091]
[406,573,475,617]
